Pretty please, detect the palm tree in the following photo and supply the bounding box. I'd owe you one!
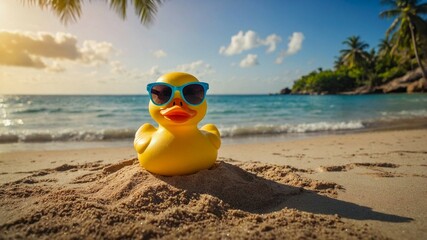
[365,48,382,87]
[333,56,343,70]
[339,36,370,68]
[377,37,400,70]
[378,37,394,57]
[380,0,427,80]
[22,0,163,26]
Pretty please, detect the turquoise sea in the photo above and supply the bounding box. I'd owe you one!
[1,94,427,152]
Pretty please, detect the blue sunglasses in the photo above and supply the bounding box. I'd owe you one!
[147,82,209,106]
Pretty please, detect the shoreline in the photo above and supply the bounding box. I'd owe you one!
[1,116,427,154]
[1,128,426,239]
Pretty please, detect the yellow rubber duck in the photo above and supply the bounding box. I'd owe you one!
[134,72,221,176]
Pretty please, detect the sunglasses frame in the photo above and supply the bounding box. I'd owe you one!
[147,82,209,106]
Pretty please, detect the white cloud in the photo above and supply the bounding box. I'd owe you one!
[145,66,162,78]
[219,30,281,56]
[239,54,259,68]
[287,32,304,55]
[45,61,65,73]
[152,49,167,58]
[175,60,214,77]
[108,61,162,82]
[0,30,115,69]
[110,61,125,74]
[219,30,257,56]
[80,40,114,66]
[263,34,282,53]
[276,32,304,64]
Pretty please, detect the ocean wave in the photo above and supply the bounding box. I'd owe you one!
[97,113,115,118]
[14,107,52,114]
[380,109,427,120]
[0,121,365,144]
[0,129,135,144]
[208,109,247,114]
[14,107,88,114]
[219,121,365,137]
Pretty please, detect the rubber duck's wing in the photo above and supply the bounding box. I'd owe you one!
[201,124,221,149]
[134,123,157,154]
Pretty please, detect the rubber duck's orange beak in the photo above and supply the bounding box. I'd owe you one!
[160,98,196,123]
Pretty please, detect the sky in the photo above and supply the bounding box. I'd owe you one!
[0,0,397,95]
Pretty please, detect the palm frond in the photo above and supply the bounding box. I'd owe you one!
[360,42,369,50]
[54,0,83,24]
[22,0,83,25]
[109,0,128,20]
[21,0,162,26]
[378,37,394,57]
[22,0,49,8]
[386,17,401,38]
[339,49,350,54]
[380,9,402,18]
[339,35,371,68]
[132,0,163,26]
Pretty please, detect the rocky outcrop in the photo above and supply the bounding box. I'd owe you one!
[279,87,292,95]
[379,68,425,93]
[344,68,426,94]
[407,79,427,93]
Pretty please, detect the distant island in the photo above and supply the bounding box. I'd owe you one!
[280,1,427,95]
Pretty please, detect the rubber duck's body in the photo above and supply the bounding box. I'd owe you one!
[134,72,221,176]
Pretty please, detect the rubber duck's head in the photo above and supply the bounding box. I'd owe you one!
[148,72,208,128]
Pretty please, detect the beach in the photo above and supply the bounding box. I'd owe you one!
[1,128,426,239]
[3,0,427,239]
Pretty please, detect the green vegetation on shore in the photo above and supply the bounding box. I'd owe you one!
[290,0,427,94]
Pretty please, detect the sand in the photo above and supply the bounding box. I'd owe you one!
[1,129,426,239]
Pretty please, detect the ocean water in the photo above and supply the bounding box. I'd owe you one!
[1,94,427,152]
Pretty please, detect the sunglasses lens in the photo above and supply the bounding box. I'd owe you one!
[183,84,205,105]
[150,84,172,105]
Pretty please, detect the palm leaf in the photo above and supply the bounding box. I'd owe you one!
[21,0,162,26]
[385,17,401,38]
[132,0,163,26]
[380,9,402,18]
[109,0,128,20]
[22,0,82,25]
[53,0,83,24]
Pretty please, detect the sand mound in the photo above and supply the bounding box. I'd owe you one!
[0,159,383,239]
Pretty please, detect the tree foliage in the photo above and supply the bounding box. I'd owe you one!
[292,70,356,94]
[291,0,427,94]
[339,36,370,69]
[380,0,427,79]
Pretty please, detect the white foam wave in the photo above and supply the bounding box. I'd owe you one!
[220,121,364,137]
[0,129,135,144]
[381,109,427,117]
[0,121,367,144]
